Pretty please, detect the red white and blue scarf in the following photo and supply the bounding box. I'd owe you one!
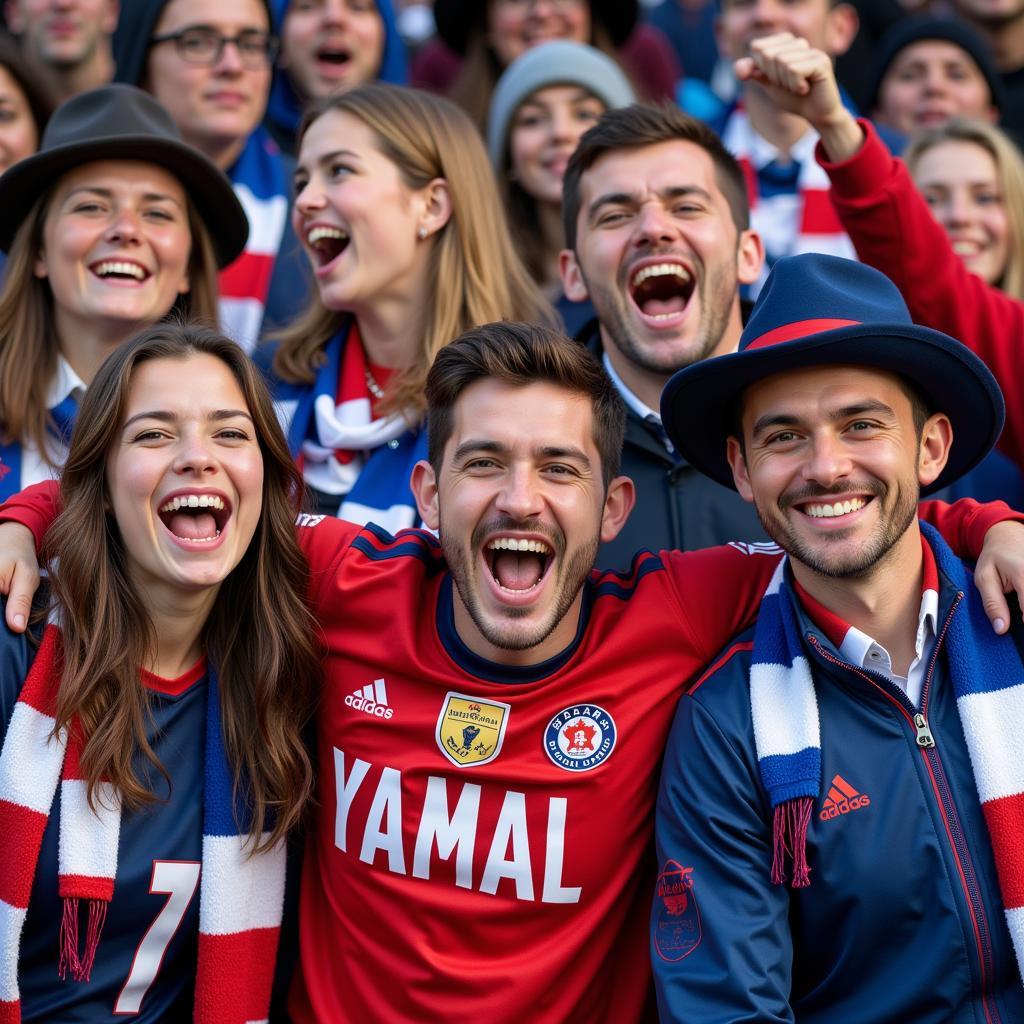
[749,522,1024,979]
[219,127,289,354]
[0,627,285,1023]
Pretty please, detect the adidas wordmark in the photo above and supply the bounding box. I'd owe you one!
[345,678,393,719]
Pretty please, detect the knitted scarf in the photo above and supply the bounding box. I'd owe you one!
[0,627,285,1024]
[721,106,856,293]
[0,393,77,502]
[272,322,427,532]
[748,522,1024,979]
[218,126,290,354]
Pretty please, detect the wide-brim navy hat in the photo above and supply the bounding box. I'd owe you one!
[0,84,248,267]
[661,254,1004,496]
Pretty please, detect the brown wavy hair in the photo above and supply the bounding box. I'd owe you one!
[0,185,219,468]
[272,83,554,421]
[43,321,319,850]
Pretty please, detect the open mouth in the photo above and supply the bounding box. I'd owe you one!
[316,46,351,69]
[629,263,695,321]
[485,536,555,594]
[158,493,231,543]
[306,225,349,267]
[91,260,150,283]
[794,496,872,520]
[951,239,983,257]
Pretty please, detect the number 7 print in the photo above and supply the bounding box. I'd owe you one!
[114,860,201,1015]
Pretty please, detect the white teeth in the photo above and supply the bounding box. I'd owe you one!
[307,226,347,246]
[805,498,867,518]
[951,241,980,255]
[631,263,692,288]
[487,537,551,554]
[94,260,146,280]
[159,494,226,514]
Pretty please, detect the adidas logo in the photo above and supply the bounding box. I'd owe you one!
[345,678,393,719]
[819,774,871,820]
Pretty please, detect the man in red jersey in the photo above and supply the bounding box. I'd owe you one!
[0,321,1022,1023]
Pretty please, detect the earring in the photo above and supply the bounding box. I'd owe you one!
[417,225,428,240]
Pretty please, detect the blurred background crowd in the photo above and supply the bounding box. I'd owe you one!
[1,0,1024,565]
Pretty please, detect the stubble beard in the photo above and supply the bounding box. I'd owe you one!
[753,479,920,580]
[589,258,736,376]
[442,519,599,653]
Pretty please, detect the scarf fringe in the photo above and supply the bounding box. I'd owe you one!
[771,798,813,888]
[58,898,107,982]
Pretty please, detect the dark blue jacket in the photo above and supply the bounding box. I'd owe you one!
[653,558,1024,1023]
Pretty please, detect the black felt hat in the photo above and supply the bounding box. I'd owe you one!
[433,0,638,56]
[0,84,248,266]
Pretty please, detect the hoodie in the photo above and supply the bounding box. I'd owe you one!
[266,0,408,155]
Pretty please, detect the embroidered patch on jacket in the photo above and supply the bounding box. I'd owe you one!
[543,704,616,772]
[435,692,511,768]
[654,860,702,961]
[819,773,871,821]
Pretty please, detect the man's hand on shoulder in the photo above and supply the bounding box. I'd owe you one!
[735,32,863,162]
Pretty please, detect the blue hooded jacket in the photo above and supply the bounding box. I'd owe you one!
[267,0,408,154]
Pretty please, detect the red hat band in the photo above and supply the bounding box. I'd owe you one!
[745,319,861,352]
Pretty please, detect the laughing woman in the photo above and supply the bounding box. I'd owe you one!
[0,84,245,501]
[0,321,318,1022]
[262,83,552,528]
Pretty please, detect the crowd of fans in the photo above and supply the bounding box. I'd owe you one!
[0,0,1022,1021]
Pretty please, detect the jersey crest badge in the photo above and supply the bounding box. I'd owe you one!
[544,704,616,772]
[654,860,703,961]
[435,692,511,768]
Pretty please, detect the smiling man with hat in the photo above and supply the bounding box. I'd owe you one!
[652,252,1024,1023]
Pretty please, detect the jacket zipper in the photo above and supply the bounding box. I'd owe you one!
[807,597,1001,1024]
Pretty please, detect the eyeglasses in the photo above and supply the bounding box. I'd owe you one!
[149,26,279,68]
[492,0,584,11]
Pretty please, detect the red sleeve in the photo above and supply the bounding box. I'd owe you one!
[662,543,783,667]
[295,515,361,612]
[918,498,1024,558]
[819,120,1024,467]
[0,480,60,548]
[664,498,1021,662]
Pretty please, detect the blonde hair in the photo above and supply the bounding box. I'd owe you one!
[273,83,554,420]
[905,117,1024,301]
[0,186,220,461]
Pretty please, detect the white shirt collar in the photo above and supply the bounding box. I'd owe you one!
[46,355,87,410]
[838,588,939,709]
[602,351,660,423]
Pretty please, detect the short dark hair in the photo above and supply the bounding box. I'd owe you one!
[562,103,750,249]
[426,321,626,487]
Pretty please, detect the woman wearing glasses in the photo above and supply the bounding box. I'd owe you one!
[112,0,308,351]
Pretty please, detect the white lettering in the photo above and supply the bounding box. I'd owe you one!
[334,748,370,852]
[480,790,533,900]
[360,766,406,874]
[542,797,582,903]
[413,777,481,888]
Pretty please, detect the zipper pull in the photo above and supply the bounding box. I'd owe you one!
[914,713,935,748]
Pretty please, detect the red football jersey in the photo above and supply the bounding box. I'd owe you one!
[287,517,784,1023]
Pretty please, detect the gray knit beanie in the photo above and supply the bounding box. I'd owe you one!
[487,41,636,168]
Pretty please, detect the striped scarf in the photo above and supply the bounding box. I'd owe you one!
[749,522,1024,979]
[272,322,427,532]
[721,107,856,294]
[0,627,285,1024]
[219,127,289,354]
